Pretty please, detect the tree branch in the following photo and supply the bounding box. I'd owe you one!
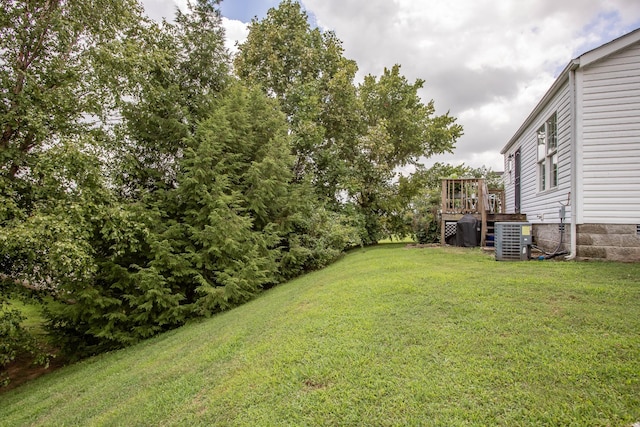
[1,273,76,304]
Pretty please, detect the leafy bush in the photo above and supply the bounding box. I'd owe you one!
[280,206,362,279]
[0,295,50,386]
[412,211,440,244]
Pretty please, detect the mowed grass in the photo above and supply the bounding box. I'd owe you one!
[1,245,639,426]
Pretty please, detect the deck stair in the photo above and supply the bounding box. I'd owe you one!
[485,213,527,248]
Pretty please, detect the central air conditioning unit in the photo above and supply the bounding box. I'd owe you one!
[495,222,532,261]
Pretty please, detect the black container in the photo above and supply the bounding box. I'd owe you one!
[456,214,480,247]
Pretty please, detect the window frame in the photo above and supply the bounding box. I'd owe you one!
[536,112,558,192]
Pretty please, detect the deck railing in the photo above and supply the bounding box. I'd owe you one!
[441,178,504,215]
[487,188,505,214]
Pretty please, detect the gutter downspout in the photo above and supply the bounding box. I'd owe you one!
[566,60,580,260]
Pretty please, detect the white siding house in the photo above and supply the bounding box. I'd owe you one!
[501,28,640,261]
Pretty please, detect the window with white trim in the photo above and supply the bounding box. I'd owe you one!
[537,112,558,191]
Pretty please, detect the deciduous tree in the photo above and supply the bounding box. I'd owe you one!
[347,65,464,243]
[0,0,147,374]
[235,0,359,203]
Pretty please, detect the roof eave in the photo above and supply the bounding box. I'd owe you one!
[500,61,577,154]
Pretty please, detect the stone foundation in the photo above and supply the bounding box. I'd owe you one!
[532,223,571,255]
[532,223,640,261]
[576,224,640,262]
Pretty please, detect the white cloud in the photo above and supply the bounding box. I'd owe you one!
[221,17,249,54]
[140,0,175,21]
[300,0,640,171]
[141,2,249,53]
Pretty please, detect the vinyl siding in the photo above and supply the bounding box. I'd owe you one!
[581,41,640,223]
[504,81,573,223]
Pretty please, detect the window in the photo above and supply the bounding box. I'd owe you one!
[537,112,558,191]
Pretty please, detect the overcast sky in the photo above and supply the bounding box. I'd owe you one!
[141,0,640,171]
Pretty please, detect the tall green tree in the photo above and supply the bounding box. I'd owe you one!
[347,65,464,244]
[235,0,363,268]
[0,0,147,374]
[234,0,360,202]
[236,3,464,245]
[0,0,148,287]
[42,0,235,356]
[115,0,231,197]
[150,83,294,316]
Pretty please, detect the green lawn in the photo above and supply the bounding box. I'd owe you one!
[1,245,639,426]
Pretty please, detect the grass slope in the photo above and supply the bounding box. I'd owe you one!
[1,245,639,426]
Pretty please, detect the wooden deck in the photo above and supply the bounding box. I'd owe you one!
[441,179,525,247]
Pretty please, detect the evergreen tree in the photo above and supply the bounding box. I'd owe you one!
[41,0,234,356]
[152,83,294,315]
[115,0,230,197]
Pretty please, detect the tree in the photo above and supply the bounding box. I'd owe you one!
[0,0,364,367]
[114,0,231,197]
[149,83,294,315]
[234,0,364,268]
[346,66,464,244]
[0,0,150,292]
[0,0,147,374]
[236,5,464,245]
[41,0,235,356]
[0,0,143,181]
[234,0,360,203]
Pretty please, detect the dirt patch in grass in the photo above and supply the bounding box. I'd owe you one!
[1,350,65,394]
[303,378,329,391]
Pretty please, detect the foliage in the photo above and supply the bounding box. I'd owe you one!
[44,82,298,357]
[0,0,143,180]
[1,246,639,426]
[280,197,363,279]
[114,0,230,197]
[235,0,359,202]
[411,209,440,244]
[42,34,287,357]
[0,0,469,362]
[152,83,295,316]
[41,200,183,358]
[358,66,461,166]
[236,3,463,245]
[0,0,240,359]
[345,66,463,243]
[0,0,149,365]
[0,295,50,387]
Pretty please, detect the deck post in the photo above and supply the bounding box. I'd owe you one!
[479,179,487,247]
[440,179,447,245]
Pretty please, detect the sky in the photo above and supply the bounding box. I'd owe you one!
[141,0,640,171]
